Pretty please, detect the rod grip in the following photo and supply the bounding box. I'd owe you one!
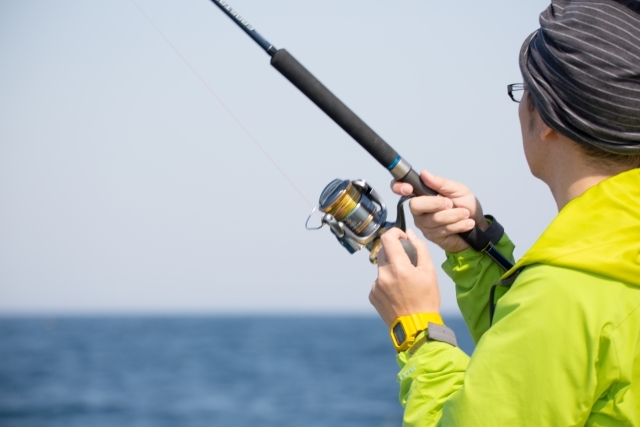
[399,169,438,197]
[271,49,399,168]
[400,169,492,253]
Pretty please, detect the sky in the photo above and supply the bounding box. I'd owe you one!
[0,0,555,315]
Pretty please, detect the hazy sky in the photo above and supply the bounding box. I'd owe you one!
[0,0,554,315]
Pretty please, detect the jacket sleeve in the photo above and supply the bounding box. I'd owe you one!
[441,233,515,344]
[397,264,608,427]
[396,340,469,426]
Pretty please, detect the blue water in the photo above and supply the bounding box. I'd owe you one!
[0,316,473,427]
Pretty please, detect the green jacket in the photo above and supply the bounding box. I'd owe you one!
[396,168,640,426]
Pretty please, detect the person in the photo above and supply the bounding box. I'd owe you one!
[368,0,640,425]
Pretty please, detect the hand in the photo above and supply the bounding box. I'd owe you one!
[369,228,440,328]
[391,170,489,253]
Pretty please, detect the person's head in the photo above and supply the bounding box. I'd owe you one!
[522,89,640,175]
[519,0,640,176]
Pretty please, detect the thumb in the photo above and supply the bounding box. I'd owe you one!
[406,228,433,269]
[420,170,470,199]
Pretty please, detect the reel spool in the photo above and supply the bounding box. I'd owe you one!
[306,179,416,265]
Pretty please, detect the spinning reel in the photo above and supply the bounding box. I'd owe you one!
[306,179,417,266]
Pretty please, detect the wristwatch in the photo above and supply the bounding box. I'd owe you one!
[390,313,443,352]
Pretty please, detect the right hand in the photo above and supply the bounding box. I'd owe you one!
[392,170,489,253]
[369,228,440,327]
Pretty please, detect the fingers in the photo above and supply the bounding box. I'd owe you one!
[418,218,475,243]
[391,170,470,200]
[378,228,410,267]
[389,169,479,253]
[419,170,470,199]
[390,180,413,196]
[410,198,470,226]
[368,279,379,306]
[408,195,453,216]
[378,228,435,269]
[411,200,474,252]
[370,228,441,326]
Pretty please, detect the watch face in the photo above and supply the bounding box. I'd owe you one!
[393,323,406,345]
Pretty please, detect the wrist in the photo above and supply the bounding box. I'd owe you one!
[446,215,504,256]
[476,216,490,232]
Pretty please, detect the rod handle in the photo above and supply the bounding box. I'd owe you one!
[399,169,493,253]
[398,169,438,197]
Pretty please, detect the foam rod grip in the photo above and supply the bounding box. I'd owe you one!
[270,49,398,168]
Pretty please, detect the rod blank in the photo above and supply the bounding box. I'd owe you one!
[210,0,277,55]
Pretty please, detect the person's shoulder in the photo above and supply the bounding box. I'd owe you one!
[514,263,637,295]
[502,263,640,326]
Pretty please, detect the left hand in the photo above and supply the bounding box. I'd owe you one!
[369,228,441,327]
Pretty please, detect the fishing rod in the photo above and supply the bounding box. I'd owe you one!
[211,0,514,271]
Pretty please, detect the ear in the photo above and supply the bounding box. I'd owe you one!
[539,121,557,141]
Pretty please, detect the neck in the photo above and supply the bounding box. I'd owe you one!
[549,171,612,211]
[544,140,633,211]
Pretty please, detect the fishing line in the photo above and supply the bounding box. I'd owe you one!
[130,0,314,208]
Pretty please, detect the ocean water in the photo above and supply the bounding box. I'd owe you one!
[0,316,473,427]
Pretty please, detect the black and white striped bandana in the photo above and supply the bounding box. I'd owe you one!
[520,0,640,154]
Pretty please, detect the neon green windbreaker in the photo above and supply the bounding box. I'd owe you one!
[396,168,640,426]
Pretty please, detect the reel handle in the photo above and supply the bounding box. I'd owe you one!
[394,196,417,267]
[399,238,418,267]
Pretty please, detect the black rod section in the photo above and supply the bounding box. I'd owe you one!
[210,0,277,56]
[485,246,515,272]
[271,49,399,168]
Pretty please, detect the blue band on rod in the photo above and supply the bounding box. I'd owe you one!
[387,156,401,170]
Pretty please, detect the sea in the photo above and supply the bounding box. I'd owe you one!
[0,316,474,427]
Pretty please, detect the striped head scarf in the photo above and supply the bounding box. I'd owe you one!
[520,0,640,155]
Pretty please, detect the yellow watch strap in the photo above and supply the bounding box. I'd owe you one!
[411,312,444,328]
[390,312,444,352]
